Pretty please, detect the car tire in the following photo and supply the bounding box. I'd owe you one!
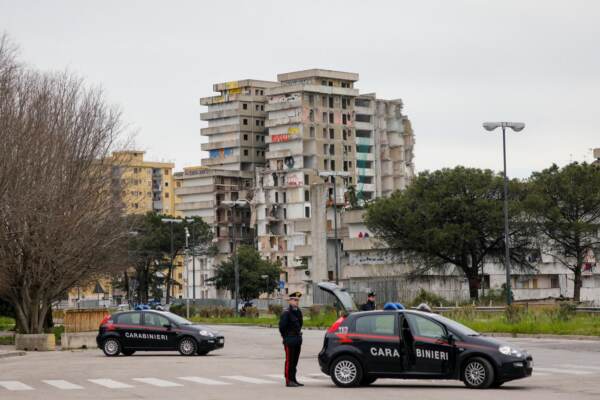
[121,350,135,356]
[330,356,363,387]
[360,376,377,386]
[462,357,495,389]
[102,338,121,357]
[178,337,198,356]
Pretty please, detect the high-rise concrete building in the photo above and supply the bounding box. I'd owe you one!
[200,80,279,171]
[174,166,254,299]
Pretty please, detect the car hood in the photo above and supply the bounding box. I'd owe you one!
[460,334,525,353]
[181,324,220,335]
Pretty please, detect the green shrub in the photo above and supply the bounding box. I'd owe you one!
[410,288,449,307]
[241,306,259,318]
[268,304,283,317]
[322,305,336,315]
[0,335,15,345]
[505,304,526,323]
[216,306,234,318]
[308,305,321,319]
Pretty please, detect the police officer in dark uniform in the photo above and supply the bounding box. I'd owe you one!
[279,291,303,387]
[360,291,376,311]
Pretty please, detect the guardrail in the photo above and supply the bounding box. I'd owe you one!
[432,306,600,313]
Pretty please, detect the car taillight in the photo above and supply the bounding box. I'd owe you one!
[327,316,346,333]
[99,315,115,330]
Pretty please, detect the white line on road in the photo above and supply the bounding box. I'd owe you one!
[0,381,34,391]
[559,364,600,372]
[43,380,83,390]
[178,376,231,385]
[88,379,134,389]
[132,378,183,387]
[265,374,324,383]
[221,376,276,384]
[534,367,593,375]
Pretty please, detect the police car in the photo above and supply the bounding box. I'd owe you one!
[96,310,224,356]
[317,283,533,389]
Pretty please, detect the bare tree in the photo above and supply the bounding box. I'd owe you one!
[0,35,129,333]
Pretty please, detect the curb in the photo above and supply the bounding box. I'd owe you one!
[0,351,26,359]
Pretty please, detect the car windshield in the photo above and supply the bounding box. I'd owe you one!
[429,314,480,336]
[162,312,193,325]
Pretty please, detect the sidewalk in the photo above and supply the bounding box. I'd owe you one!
[0,345,26,359]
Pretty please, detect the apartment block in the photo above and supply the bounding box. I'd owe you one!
[109,150,175,215]
[200,79,279,171]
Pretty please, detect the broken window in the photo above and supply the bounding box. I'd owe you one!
[329,128,335,139]
[331,160,335,170]
[329,113,334,123]
[329,96,334,108]
[342,114,347,125]
[309,94,314,106]
[243,103,248,110]
[309,110,314,122]
[322,112,327,122]
[243,118,248,125]
[309,126,315,137]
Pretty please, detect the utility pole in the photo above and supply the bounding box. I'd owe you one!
[161,218,182,304]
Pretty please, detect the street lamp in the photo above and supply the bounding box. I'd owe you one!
[319,171,350,285]
[221,199,250,317]
[161,217,183,304]
[482,121,525,305]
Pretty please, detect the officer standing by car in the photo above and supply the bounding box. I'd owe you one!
[360,291,376,311]
[279,291,303,387]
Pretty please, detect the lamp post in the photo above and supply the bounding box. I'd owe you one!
[482,121,525,305]
[161,217,183,304]
[319,171,350,285]
[184,220,198,300]
[221,199,250,317]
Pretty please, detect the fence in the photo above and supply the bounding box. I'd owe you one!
[63,309,110,333]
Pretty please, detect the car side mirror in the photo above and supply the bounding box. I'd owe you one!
[443,333,455,344]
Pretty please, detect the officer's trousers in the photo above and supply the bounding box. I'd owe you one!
[283,338,302,384]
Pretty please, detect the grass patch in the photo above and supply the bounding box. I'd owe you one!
[190,312,338,329]
[446,309,600,336]
[51,325,64,344]
[0,316,15,331]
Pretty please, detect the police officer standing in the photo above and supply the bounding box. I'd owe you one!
[360,291,376,311]
[279,291,303,387]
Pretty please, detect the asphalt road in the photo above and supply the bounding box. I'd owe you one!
[1,325,599,400]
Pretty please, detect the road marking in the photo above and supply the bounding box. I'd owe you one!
[559,364,600,372]
[0,381,34,391]
[534,367,593,375]
[43,380,83,390]
[133,378,183,387]
[88,379,134,389]
[221,376,275,384]
[265,374,323,383]
[178,376,231,385]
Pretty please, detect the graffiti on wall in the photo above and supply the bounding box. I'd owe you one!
[209,148,234,159]
[271,127,300,143]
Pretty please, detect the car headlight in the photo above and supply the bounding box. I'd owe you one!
[199,330,214,337]
[499,345,523,358]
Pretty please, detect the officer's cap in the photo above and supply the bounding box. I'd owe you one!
[288,291,302,300]
[367,291,376,297]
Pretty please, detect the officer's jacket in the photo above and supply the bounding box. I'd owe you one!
[360,301,376,311]
[279,306,303,338]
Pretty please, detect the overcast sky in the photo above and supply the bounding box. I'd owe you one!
[2,0,599,178]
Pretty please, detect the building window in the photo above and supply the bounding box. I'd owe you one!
[309,110,314,122]
[309,94,314,106]
[244,134,248,140]
[342,97,347,109]
[330,144,335,155]
[331,160,335,170]
[323,159,328,170]
[304,174,309,184]
[329,113,334,123]
[165,192,169,198]
[304,190,310,201]
[284,224,288,235]
[322,128,327,138]
[255,89,259,95]
[322,112,327,122]
[243,103,248,110]
[329,128,335,139]
[256,119,260,126]
[343,161,348,171]
[260,90,264,95]
[256,151,260,156]
[321,80,327,86]
[165,182,169,187]
[255,135,259,141]
[329,96,334,108]
[343,130,347,140]
[323,144,328,154]
[328,81,333,86]
[275,192,279,202]
[550,275,559,289]
[283,208,287,219]
[342,114,347,125]
[283,192,287,203]
[309,126,315,138]
[244,149,248,156]
[243,118,248,125]
[255,104,260,111]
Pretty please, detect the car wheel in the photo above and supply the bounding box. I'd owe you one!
[463,357,495,389]
[102,338,121,357]
[330,356,363,387]
[360,376,377,386]
[121,349,135,356]
[178,337,197,356]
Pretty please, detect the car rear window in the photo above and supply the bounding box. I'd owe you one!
[115,312,140,325]
[354,314,396,335]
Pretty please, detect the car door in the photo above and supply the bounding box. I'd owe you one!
[404,313,454,376]
[142,312,178,350]
[317,282,358,315]
[115,312,145,349]
[351,313,404,374]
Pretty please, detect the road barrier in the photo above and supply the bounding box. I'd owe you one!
[64,309,109,333]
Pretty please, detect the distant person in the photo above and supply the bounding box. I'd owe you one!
[279,292,304,387]
[360,291,376,311]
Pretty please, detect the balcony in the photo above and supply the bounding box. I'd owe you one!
[201,139,240,151]
[175,185,215,196]
[354,121,373,131]
[265,99,302,112]
[343,238,384,251]
[265,115,302,128]
[201,124,244,136]
[327,226,349,239]
[354,105,373,115]
[201,155,241,166]
[175,200,214,211]
[356,137,373,147]
[343,209,366,225]
[201,108,266,121]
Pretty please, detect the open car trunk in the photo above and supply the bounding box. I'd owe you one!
[317,282,358,315]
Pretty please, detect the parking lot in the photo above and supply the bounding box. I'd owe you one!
[1,325,600,400]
